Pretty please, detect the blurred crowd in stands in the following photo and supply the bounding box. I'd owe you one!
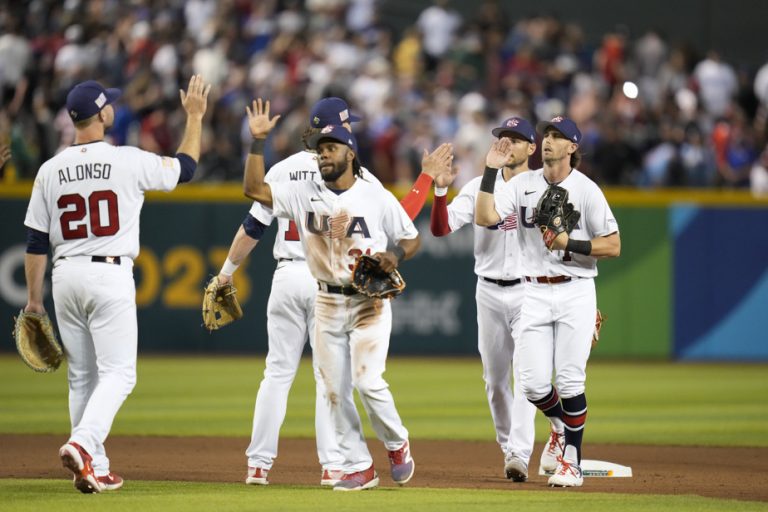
[1,0,768,195]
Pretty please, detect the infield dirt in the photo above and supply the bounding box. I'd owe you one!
[2,435,766,502]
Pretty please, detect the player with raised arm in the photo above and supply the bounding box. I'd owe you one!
[240,98,452,491]
[475,116,620,487]
[22,76,210,493]
[211,97,451,486]
[430,117,540,481]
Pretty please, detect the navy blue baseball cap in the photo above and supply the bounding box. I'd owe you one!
[537,116,582,144]
[66,80,121,121]
[307,125,358,153]
[491,116,536,142]
[309,97,361,128]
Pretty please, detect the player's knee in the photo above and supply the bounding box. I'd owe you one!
[352,373,387,397]
[520,380,550,402]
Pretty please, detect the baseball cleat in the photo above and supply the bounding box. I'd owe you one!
[387,440,415,485]
[245,467,269,485]
[539,428,565,473]
[504,454,529,482]
[548,457,583,487]
[96,472,124,491]
[321,468,345,487]
[333,465,379,491]
[59,442,101,494]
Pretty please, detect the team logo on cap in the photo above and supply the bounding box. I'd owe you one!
[506,119,519,127]
[321,125,334,133]
[339,109,349,122]
[551,116,564,122]
[313,115,320,126]
[95,92,107,108]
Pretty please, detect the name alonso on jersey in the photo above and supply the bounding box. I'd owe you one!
[58,163,112,184]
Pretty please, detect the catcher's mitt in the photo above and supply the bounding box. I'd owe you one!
[592,308,605,350]
[202,276,243,332]
[534,185,581,249]
[351,255,406,299]
[13,310,64,372]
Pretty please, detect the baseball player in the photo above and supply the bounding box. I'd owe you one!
[241,98,452,491]
[215,97,450,487]
[475,116,620,487]
[429,117,539,481]
[22,76,211,493]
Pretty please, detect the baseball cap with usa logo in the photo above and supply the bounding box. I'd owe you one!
[309,97,362,128]
[307,125,358,154]
[536,116,582,144]
[491,116,535,142]
[66,80,121,121]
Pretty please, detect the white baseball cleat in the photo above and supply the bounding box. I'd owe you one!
[539,428,565,473]
[548,457,584,487]
[504,453,529,482]
[245,467,269,485]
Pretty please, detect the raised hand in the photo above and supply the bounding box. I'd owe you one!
[486,138,513,169]
[180,75,212,119]
[421,142,454,180]
[434,164,458,188]
[246,98,281,139]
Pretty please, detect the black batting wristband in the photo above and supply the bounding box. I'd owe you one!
[250,139,265,155]
[566,239,592,256]
[479,166,498,194]
[392,245,406,263]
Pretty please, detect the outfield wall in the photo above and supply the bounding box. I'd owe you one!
[0,184,765,360]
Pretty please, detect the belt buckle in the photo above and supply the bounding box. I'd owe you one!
[105,256,116,264]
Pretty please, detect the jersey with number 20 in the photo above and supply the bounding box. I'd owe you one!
[24,141,181,262]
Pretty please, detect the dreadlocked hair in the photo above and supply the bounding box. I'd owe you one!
[302,126,321,151]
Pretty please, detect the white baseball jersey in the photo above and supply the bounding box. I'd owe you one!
[270,176,417,285]
[24,141,181,261]
[494,169,618,278]
[249,151,381,262]
[447,172,522,280]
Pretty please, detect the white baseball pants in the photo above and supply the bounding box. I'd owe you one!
[52,257,137,477]
[246,261,343,470]
[516,278,596,400]
[314,291,409,473]
[476,278,537,462]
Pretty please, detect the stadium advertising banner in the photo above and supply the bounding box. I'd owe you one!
[1,188,764,359]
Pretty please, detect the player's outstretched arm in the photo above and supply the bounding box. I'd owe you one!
[24,253,47,314]
[475,138,513,226]
[216,225,260,286]
[176,75,212,162]
[400,143,454,220]
[430,163,459,236]
[243,98,280,207]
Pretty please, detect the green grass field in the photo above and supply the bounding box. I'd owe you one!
[1,355,767,511]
